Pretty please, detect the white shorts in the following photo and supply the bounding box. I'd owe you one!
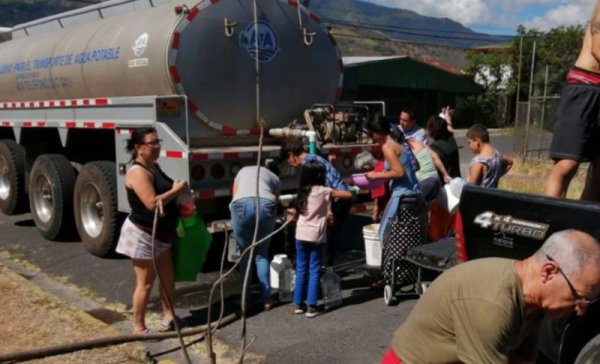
[115,218,172,259]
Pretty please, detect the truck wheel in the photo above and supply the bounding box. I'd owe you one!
[74,161,119,257]
[29,154,76,240]
[0,140,27,215]
[575,333,600,364]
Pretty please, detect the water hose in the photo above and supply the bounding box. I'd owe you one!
[0,313,237,363]
[151,199,192,364]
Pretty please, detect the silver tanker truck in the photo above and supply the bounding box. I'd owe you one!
[0,0,379,257]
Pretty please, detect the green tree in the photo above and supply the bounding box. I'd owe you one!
[463,24,585,127]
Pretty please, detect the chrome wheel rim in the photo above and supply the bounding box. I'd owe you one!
[80,182,103,238]
[32,174,53,223]
[0,156,9,200]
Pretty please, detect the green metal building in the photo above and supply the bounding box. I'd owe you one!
[342,56,483,123]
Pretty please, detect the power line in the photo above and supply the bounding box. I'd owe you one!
[324,17,515,43]
[315,5,515,38]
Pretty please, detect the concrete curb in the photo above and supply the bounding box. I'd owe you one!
[0,253,148,362]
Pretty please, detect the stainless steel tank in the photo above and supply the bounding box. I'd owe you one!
[0,0,342,130]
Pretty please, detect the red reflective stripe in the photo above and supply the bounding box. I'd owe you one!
[190,153,208,161]
[70,100,78,106]
[83,122,95,128]
[36,121,46,127]
[187,7,200,21]
[165,151,184,159]
[169,66,181,83]
[222,126,237,135]
[82,99,90,106]
[223,152,238,160]
[172,32,181,50]
[95,98,108,105]
[2,121,10,126]
[23,121,32,127]
[20,102,25,107]
[187,101,199,113]
[210,0,220,3]
[199,190,215,199]
[328,33,337,46]
[65,121,77,128]
[288,0,298,7]
[102,122,115,129]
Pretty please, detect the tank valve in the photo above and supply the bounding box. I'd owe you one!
[174,5,190,15]
[303,28,316,46]
[224,18,237,38]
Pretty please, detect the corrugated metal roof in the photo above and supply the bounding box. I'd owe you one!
[343,56,408,67]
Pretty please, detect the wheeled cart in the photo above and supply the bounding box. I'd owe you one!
[382,237,457,305]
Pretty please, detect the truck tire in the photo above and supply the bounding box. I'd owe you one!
[28,154,76,240]
[74,161,119,257]
[0,140,28,215]
[575,333,600,364]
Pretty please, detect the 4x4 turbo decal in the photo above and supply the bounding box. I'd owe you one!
[474,211,549,240]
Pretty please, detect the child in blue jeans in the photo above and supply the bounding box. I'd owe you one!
[292,161,352,317]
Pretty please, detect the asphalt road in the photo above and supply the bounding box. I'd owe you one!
[0,131,553,362]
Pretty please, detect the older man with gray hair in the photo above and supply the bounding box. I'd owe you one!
[382,229,600,364]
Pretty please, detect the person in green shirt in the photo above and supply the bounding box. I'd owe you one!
[382,229,600,364]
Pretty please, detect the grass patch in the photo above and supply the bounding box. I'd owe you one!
[499,156,587,198]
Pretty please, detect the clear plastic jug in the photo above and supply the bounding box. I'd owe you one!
[270,254,294,303]
[320,267,343,310]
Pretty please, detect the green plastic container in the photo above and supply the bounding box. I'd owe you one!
[173,209,212,282]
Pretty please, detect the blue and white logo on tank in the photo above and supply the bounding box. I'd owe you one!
[239,21,279,62]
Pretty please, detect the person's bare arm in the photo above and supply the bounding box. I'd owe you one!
[467,163,485,185]
[591,0,600,62]
[331,189,353,199]
[429,148,451,182]
[366,144,405,180]
[443,106,455,133]
[127,168,187,210]
[501,155,514,176]
[231,180,239,198]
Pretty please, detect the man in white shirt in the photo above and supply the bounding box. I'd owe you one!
[399,108,428,144]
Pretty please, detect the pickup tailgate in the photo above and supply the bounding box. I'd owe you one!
[459,184,600,261]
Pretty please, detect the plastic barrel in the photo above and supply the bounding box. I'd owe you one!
[363,223,382,267]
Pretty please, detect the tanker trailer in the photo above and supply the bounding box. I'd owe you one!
[0,0,347,257]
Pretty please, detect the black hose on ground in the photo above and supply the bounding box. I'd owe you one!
[0,312,237,363]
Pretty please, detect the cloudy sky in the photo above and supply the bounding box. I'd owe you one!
[363,0,596,35]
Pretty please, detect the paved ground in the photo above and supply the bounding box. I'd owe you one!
[0,130,551,363]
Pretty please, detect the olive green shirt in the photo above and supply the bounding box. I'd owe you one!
[392,258,542,363]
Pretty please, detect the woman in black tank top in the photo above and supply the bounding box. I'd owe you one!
[115,127,190,334]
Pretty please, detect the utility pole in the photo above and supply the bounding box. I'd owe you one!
[524,40,536,158]
[515,36,523,125]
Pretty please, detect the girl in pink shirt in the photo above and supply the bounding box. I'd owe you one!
[292,161,352,317]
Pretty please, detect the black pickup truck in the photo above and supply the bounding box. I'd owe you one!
[451,184,600,364]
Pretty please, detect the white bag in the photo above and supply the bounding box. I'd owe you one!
[436,178,464,213]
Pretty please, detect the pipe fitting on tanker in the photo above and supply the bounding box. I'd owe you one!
[269,128,317,155]
[224,18,237,38]
[303,28,316,46]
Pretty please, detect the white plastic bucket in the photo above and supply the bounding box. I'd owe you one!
[363,224,382,267]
